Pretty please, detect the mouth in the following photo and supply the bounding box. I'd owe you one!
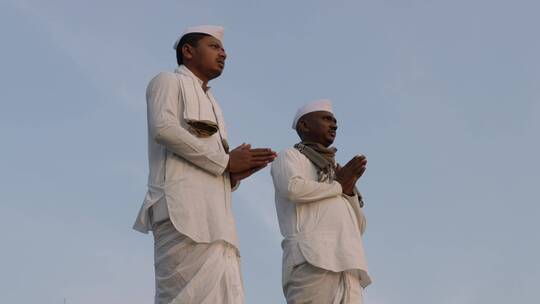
[217,60,225,69]
[329,130,336,138]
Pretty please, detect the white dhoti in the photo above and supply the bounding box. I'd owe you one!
[284,263,363,304]
[152,220,245,304]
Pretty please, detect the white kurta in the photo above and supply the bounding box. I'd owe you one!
[133,65,240,250]
[271,148,372,290]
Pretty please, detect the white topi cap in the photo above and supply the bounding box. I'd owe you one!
[173,25,225,50]
[292,99,334,129]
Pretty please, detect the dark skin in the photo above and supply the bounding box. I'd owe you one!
[181,36,226,90]
[181,35,277,186]
[297,111,367,195]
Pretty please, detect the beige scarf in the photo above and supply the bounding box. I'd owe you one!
[294,142,337,182]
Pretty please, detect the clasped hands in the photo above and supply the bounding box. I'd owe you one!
[335,155,367,196]
[227,143,277,187]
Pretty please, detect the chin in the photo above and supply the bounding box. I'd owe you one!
[326,138,335,146]
[208,68,223,80]
[319,141,333,148]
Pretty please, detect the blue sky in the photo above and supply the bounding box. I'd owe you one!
[1,0,539,303]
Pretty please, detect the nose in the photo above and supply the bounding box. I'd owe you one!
[220,48,227,60]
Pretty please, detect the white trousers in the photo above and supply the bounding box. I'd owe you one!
[284,262,363,304]
[152,220,245,304]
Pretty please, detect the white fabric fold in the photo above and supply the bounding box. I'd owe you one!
[153,220,244,304]
[284,263,363,304]
[175,65,227,139]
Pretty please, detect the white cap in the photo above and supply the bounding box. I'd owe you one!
[173,25,225,50]
[292,99,334,129]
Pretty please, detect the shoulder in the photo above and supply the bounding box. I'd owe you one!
[147,71,179,89]
[276,147,301,160]
[272,147,307,168]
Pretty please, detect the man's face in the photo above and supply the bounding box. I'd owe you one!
[190,36,227,80]
[298,111,338,147]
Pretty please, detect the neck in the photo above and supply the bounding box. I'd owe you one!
[183,63,210,91]
[300,137,330,148]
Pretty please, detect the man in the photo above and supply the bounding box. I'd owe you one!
[271,100,372,304]
[133,25,276,304]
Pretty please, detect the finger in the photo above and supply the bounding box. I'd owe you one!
[354,164,366,175]
[251,154,277,160]
[349,160,363,170]
[252,154,278,161]
[232,143,245,151]
[249,149,276,156]
[249,160,270,167]
[346,156,363,167]
[354,166,366,178]
[252,152,277,158]
[251,164,268,173]
[345,157,357,167]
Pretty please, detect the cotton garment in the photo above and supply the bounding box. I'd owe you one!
[291,99,333,129]
[133,65,240,250]
[271,148,372,289]
[285,263,363,304]
[153,220,245,304]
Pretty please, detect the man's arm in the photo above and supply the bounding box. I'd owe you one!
[271,149,342,204]
[147,72,229,176]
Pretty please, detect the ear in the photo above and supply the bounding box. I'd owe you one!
[181,44,195,62]
[297,120,310,134]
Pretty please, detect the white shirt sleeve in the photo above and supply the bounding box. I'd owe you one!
[147,72,229,176]
[342,191,367,234]
[272,149,342,204]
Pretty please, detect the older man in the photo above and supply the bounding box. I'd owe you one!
[133,25,276,304]
[271,100,372,304]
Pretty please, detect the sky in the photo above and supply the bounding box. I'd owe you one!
[1,0,539,303]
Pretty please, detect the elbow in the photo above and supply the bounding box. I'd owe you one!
[152,130,161,144]
[152,125,171,145]
[286,180,299,202]
[286,182,305,203]
[285,177,315,203]
[286,191,300,203]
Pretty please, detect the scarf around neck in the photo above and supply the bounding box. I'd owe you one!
[294,141,337,182]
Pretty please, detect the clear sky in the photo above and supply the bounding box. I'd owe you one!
[1,0,539,303]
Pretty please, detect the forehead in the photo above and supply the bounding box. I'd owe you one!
[311,111,335,118]
[200,35,224,47]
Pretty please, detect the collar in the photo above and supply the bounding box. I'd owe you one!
[175,65,211,91]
